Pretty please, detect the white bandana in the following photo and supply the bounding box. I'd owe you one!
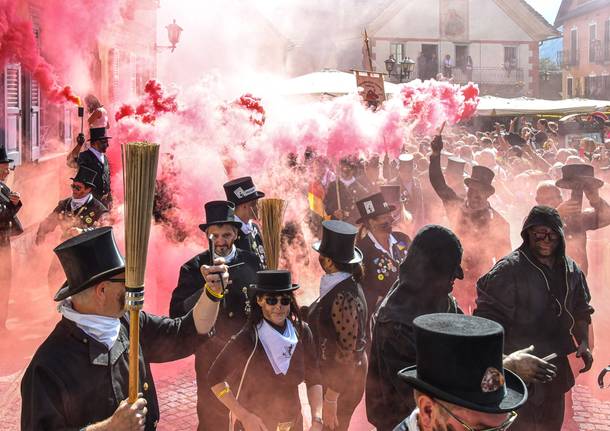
[257,319,298,375]
[319,271,351,299]
[406,409,420,430]
[340,177,356,187]
[59,299,121,350]
[70,194,92,212]
[235,214,253,235]
[215,245,237,264]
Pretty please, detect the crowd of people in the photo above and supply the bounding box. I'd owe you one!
[3,98,610,431]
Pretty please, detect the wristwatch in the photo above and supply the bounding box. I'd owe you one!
[312,416,323,425]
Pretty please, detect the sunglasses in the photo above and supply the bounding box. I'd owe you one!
[264,295,292,306]
[436,402,517,431]
[531,231,559,242]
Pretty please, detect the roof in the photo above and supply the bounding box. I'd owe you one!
[554,0,609,27]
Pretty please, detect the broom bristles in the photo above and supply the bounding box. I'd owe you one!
[123,142,160,289]
[258,198,287,270]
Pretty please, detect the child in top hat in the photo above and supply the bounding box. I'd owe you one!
[308,220,368,431]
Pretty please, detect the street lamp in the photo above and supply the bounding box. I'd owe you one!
[400,57,415,81]
[156,19,183,53]
[540,70,551,81]
[384,55,396,75]
[385,55,415,83]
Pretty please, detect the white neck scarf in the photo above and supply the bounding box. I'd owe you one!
[257,319,298,375]
[70,194,92,212]
[215,245,237,264]
[319,271,351,299]
[406,409,420,430]
[59,299,121,350]
[340,177,356,187]
[235,214,253,235]
[368,232,398,260]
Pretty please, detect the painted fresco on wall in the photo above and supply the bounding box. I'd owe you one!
[440,0,468,40]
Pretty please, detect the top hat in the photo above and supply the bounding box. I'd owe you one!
[555,164,604,190]
[398,153,414,165]
[398,313,527,414]
[0,146,13,164]
[88,127,111,142]
[198,200,242,231]
[250,270,299,294]
[224,176,265,205]
[355,192,396,224]
[312,220,363,264]
[464,165,495,194]
[53,227,125,301]
[70,166,98,188]
[380,184,401,205]
[445,157,466,178]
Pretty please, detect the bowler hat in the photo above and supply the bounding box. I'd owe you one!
[0,146,13,164]
[70,166,97,188]
[464,165,495,194]
[198,200,242,231]
[555,164,603,190]
[355,192,396,224]
[250,270,299,294]
[88,127,111,142]
[398,153,414,165]
[224,176,265,205]
[312,220,363,264]
[53,227,125,301]
[398,313,528,414]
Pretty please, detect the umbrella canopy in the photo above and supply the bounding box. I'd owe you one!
[278,68,398,96]
[476,95,610,116]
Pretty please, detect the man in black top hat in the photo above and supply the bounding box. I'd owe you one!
[534,164,610,275]
[475,205,594,430]
[36,166,108,245]
[429,134,511,312]
[170,200,261,431]
[224,176,267,268]
[391,153,425,234]
[393,313,528,431]
[355,192,410,314]
[359,154,383,194]
[324,156,368,225]
[69,128,113,209]
[21,227,223,431]
[0,146,22,330]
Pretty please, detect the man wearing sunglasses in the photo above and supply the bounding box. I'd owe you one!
[393,313,528,431]
[36,166,108,245]
[475,206,594,430]
[21,228,223,430]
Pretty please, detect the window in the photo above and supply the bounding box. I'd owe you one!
[504,47,518,68]
[455,45,468,68]
[590,24,597,62]
[570,28,578,64]
[605,20,610,61]
[390,43,404,61]
[567,77,573,98]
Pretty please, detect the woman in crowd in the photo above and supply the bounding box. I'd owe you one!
[208,270,323,431]
[85,94,109,130]
[307,220,368,431]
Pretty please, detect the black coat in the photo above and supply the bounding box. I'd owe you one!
[390,176,425,229]
[234,222,266,268]
[77,149,111,206]
[323,179,368,225]
[170,247,261,341]
[0,181,22,244]
[21,311,209,431]
[356,231,410,314]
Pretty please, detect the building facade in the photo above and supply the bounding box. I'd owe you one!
[555,0,610,99]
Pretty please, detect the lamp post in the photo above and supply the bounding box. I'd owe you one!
[540,69,551,81]
[156,19,183,53]
[385,55,415,83]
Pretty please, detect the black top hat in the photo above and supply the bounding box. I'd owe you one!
[556,164,604,190]
[380,184,401,205]
[53,227,125,301]
[250,270,299,294]
[223,176,265,205]
[312,220,363,264]
[446,157,466,178]
[88,127,112,142]
[356,192,396,224]
[398,313,527,414]
[0,146,13,164]
[198,200,243,231]
[70,166,98,188]
[464,165,495,194]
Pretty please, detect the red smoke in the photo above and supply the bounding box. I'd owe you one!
[235,93,266,126]
[115,79,178,124]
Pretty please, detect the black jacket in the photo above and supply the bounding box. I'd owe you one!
[366,225,463,431]
[170,247,261,341]
[0,181,22,243]
[234,221,266,268]
[356,231,410,315]
[323,178,368,225]
[21,311,208,431]
[475,206,594,394]
[77,150,111,204]
[390,176,425,230]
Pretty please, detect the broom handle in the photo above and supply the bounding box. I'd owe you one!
[335,169,342,212]
[128,308,140,403]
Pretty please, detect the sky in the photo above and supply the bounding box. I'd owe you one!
[524,0,563,25]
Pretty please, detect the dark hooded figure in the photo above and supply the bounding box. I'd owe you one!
[366,225,464,431]
[475,206,594,431]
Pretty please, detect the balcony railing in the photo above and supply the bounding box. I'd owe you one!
[557,50,580,68]
[451,67,524,85]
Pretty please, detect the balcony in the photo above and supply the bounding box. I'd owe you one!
[557,50,580,68]
[452,67,524,85]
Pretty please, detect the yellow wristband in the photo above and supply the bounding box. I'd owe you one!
[216,387,231,398]
[205,283,225,299]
